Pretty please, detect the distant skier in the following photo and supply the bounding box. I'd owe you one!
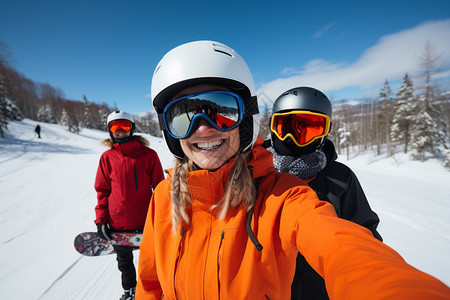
[94,111,164,300]
[35,124,41,138]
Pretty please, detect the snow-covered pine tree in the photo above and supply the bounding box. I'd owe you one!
[60,108,70,128]
[444,149,450,169]
[391,73,417,153]
[410,42,448,161]
[338,122,352,161]
[0,73,8,138]
[98,106,109,130]
[0,72,23,137]
[60,108,80,133]
[37,104,57,124]
[370,97,380,155]
[82,95,94,129]
[410,94,441,161]
[334,104,353,160]
[379,79,393,156]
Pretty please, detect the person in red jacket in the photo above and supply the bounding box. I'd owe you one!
[136,41,450,299]
[95,110,164,300]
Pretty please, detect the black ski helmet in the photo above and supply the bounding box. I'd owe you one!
[271,87,332,155]
[151,40,260,158]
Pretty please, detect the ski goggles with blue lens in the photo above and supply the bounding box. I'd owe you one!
[163,91,245,139]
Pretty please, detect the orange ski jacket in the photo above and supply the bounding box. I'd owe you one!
[136,138,450,300]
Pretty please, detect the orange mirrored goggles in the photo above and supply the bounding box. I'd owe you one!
[270,110,330,147]
[108,120,132,133]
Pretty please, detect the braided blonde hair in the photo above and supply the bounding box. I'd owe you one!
[170,151,256,233]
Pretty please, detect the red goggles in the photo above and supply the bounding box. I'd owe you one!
[270,110,330,147]
[109,120,132,133]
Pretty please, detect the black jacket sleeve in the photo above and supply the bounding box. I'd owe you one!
[309,161,382,241]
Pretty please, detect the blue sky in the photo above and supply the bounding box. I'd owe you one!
[1,0,450,114]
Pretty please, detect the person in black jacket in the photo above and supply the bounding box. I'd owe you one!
[35,124,41,138]
[267,86,382,300]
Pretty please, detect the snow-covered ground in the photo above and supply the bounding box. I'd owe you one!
[0,119,449,299]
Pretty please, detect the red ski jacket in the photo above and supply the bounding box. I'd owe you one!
[94,137,164,231]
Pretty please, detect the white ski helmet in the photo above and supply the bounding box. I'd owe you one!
[106,110,136,143]
[151,40,260,158]
[106,110,135,125]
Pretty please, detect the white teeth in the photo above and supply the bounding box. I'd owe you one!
[196,140,223,150]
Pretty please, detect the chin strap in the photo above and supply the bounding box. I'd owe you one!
[110,130,134,144]
[114,135,134,144]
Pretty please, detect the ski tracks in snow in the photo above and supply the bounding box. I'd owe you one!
[37,256,83,299]
[36,254,139,299]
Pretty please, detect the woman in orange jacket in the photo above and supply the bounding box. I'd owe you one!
[136,40,450,299]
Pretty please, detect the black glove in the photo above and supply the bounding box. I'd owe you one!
[97,224,113,241]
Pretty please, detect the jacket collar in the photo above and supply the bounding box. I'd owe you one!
[112,139,142,156]
[322,139,337,164]
[248,136,275,179]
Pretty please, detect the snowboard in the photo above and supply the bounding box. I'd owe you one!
[74,231,142,256]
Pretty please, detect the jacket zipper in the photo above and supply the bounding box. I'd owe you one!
[217,230,225,299]
[174,227,185,299]
[133,164,138,190]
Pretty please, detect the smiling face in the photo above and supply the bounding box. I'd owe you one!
[174,84,240,170]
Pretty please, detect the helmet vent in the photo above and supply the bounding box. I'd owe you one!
[214,49,233,57]
[154,65,161,75]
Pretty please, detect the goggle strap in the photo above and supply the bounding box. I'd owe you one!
[245,96,259,114]
[158,113,166,130]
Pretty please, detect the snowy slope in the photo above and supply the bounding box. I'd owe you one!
[0,119,448,299]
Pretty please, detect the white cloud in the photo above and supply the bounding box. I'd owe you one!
[313,22,336,38]
[281,67,301,76]
[300,59,344,75]
[258,19,450,102]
